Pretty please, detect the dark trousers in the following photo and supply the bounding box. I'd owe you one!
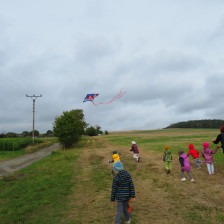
[115,200,131,224]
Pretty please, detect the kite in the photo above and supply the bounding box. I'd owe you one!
[83,89,126,105]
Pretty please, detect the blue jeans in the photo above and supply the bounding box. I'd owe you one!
[115,200,131,224]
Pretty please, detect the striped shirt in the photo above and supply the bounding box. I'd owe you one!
[111,170,135,202]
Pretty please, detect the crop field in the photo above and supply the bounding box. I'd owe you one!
[0,129,224,224]
[0,138,39,151]
[0,138,57,161]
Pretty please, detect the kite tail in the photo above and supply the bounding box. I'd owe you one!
[93,89,126,105]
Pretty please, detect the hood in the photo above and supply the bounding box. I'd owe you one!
[117,170,128,183]
[203,142,209,148]
[189,144,194,149]
[113,154,119,160]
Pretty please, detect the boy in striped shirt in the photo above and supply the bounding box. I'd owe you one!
[111,161,135,224]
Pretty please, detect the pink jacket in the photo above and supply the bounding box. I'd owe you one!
[180,154,191,171]
[201,147,217,163]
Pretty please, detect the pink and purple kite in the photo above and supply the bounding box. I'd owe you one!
[83,89,126,105]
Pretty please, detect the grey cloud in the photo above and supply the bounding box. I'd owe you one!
[74,36,114,66]
[1,1,224,133]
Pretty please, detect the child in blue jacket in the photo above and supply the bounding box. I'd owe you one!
[111,161,135,224]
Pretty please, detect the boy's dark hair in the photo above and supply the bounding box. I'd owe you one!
[178,149,184,154]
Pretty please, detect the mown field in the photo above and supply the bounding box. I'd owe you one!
[104,128,224,164]
[0,129,224,224]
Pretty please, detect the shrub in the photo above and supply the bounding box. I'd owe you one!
[85,126,98,136]
[53,110,84,149]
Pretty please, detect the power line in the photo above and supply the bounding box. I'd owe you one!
[26,94,42,143]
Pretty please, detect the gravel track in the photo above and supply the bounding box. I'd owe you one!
[0,143,60,177]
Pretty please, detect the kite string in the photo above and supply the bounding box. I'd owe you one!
[92,92,122,105]
[107,89,126,103]
[96,89,123,104]
[92,89,126,105]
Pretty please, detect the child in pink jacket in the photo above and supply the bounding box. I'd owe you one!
[201,142,220,175]
[178,149,194,182]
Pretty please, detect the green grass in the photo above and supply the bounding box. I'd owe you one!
[103,129,224,165]
[0,147,80,224]
[90,157,112,193]
[0,130,223,223]
[0,150,26,161]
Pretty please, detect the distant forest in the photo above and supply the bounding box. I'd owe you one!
[166,119,224,129]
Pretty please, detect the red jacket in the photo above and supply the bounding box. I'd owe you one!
[188,144,199,159]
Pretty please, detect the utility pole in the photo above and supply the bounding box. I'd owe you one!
[26,94,42,143]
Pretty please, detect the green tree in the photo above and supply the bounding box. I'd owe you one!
[0,133,6,138]
[30,130,40,137]
[46,130,54,136]
[6,132,17,138]
[69,109,87,135]
[104,130,109,135]
[22,131,31,137]
[166,119,224,129]
[95,125,103,135]
[85,126,98,136]
[53,111,84,149]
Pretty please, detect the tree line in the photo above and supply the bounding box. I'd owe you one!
[53,109,108,149]
[0,109,109,149]
[165,119,224,129]
[0,130,53,138]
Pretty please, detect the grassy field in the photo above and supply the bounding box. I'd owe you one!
[103,129,224,164]
[0,129,224,224]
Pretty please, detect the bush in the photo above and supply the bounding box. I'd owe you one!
[53,110,85,149]
[85,125,103,136]
[6,132,17,138]
[85,126,98,136]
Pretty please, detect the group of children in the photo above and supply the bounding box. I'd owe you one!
[163,126,224,181]
[109,126,224,223]
[163,142,221,181]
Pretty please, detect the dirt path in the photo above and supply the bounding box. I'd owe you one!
[0,143,60,177]
[65,137,224,224]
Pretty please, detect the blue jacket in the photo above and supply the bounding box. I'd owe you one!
[111,170,135,202]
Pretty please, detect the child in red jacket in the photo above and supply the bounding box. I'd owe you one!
[188,144,204,169]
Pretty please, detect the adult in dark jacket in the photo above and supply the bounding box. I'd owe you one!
[111,161,135,224]
[212,126,224,153]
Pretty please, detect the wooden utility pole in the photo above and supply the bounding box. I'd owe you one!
[26,94,42,143]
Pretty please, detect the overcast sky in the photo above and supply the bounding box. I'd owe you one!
[1,0,224,134]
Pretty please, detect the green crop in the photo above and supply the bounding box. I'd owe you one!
[0,138,42,151]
